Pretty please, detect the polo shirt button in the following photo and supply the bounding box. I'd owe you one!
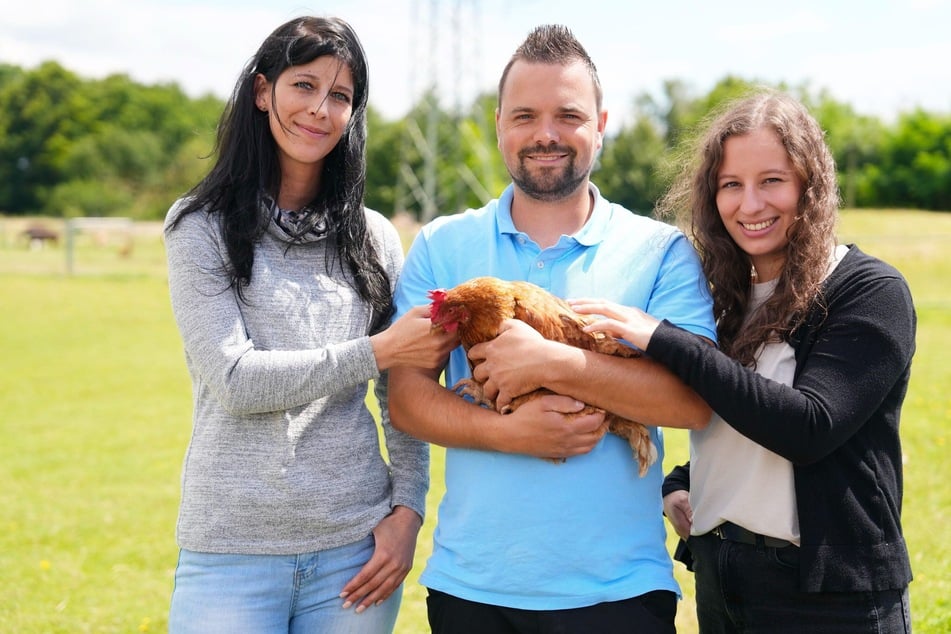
[536,261,545,269]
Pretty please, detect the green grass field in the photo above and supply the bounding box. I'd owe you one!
[0,210,949,633]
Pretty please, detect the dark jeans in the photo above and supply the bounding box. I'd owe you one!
[426,588,676,634]
[688,532,912,633]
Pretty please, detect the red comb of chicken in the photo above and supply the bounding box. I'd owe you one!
[428,288,462,334]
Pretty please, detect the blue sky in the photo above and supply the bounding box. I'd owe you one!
[2,0,948,133]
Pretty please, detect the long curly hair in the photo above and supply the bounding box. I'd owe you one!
[168,16,392,328]
[657,90,840,366]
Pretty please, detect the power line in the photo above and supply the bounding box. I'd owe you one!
[397,0,491,221]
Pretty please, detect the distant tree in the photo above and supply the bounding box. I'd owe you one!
[71,74,219,218]
[808,91,886,208]
[0,61,83,214]
[598,77,764,216]
[366,106,407,216]
[657,76,763,146]
[453,92,508,207]
[870,109,951,210]
[388,88,503,221]
[596,109,667,215]
[3,58,949,220]
[46,125,163,217]
[0,61,220,218]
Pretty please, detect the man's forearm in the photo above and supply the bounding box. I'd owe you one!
[389,367,501,450]
[541,347,710,429]
[388,366,610,458]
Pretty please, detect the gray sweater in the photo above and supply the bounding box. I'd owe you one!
[163,201,428,555]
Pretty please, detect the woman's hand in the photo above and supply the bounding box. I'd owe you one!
[371,305,459,371]
[339,505,423,613]
[568,299,662,351]
[663,489,693,540]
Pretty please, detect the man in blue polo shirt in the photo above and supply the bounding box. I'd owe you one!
[389,24,716,634]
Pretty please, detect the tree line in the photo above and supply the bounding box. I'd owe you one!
[2,60,949,221]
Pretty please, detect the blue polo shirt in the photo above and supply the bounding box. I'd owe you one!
[394,183,716,610]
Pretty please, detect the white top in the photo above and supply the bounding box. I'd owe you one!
[690,243,849,545]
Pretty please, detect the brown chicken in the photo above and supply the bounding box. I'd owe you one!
[428,276,656,476]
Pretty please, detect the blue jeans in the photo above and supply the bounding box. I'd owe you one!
[168,536,401,634]
[688,532,912,633]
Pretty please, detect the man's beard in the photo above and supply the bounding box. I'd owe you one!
[509,145,589,201]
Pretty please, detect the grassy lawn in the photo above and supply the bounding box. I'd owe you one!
[0,209,948,632]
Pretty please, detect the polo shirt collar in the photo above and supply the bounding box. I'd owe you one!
[496,182,610,247]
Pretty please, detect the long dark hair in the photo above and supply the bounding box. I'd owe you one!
[168,16,392,325]
[657,90,840,366]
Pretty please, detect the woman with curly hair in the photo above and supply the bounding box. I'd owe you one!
[570,90,915,632]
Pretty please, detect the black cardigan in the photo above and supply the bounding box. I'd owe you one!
[656,246,915,592]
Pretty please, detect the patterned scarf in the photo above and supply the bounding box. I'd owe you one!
[264,193,327,238]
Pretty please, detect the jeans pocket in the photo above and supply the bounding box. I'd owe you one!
[769,545,800,570]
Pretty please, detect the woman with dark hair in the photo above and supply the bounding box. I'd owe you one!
[164,16,456,633]
[570,90,915,632]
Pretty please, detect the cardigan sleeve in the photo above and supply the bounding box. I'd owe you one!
[662,462,690,496]
[645,250,916,465]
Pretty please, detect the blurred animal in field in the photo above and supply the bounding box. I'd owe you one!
[428,276,656,476]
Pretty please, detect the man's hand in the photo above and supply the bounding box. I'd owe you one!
[469,319,563,410]
[494,394,607,459]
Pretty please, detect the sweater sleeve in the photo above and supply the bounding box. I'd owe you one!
[375,370,429,518]
[164,205,380,416]
[369,210,429,519]
[646,253,916,465]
